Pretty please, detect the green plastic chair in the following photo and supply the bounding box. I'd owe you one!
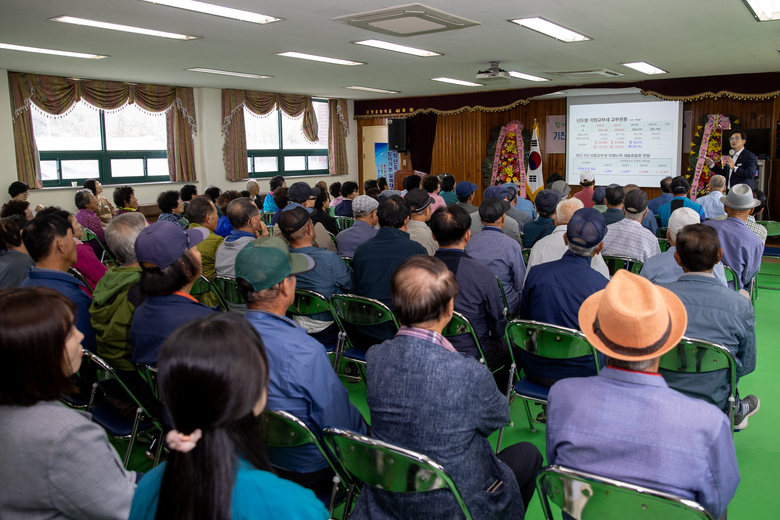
[325,427,474,520]
[602,255,644,276]
[335,217,355,231]
[82,228,118,267]
[190,275,228,310]
[261,211,275,225]
[496,277,510,318]
[658,238,670,252]
[656,226,668,239]
[214,276,247,304]
[341,257,354,268]
[658,336,737,434]
[442,311,504,374]
[522,248,532,265]
[756,220,780,237]
[536,465,715,520]
[68,266,93,294]
[287,289,339,360]
[721,265,741,293]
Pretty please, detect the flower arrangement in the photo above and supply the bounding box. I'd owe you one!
[490,121,527,187]
[688,114,739,200]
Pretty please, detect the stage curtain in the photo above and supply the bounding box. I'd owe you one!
[328,99,349,176]
[407,112,438,175]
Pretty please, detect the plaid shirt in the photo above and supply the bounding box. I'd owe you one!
[396,326,458,353]
[715,215,767,244]
[602,217,661,263]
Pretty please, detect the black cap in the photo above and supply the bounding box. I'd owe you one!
[404,188,434,212]
[624,189,648,214]
[278,205,310,235]
[535,189,561,214]
[670,176,690,195]
[287,182,321,203]
[605,185,624,205]
[479,197,511,223]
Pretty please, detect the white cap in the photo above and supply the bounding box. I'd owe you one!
[580,171,595,183]
[668,207,700,240]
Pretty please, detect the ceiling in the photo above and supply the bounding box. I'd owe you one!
[1,0,780,100]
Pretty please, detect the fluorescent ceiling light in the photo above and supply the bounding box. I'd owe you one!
[345,86,400,94]
[186,68,272,79]
[431,77,483,87]
[352,39,441,57]
[743,0,780,21]
[50,16,199,40]
[138,0,283,24]
[0,42,108,59]
[509,17,590,42]
[508,71,550,82]
[621,61,668,75]
[275,52,364,66]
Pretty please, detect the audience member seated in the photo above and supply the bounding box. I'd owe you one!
[263,175,286,213]
[526,198,609,281]
[355,256,543,519]
[37,207,107,292]
[279,206,354,345]
[7,180,29,202]
[128,313,328,520]
[156,190,189,231]
[573,171,595,208]
[422,174,446,213]
[0,216,34,289]
[400,173,421,196]
[547,270,739,520]
[715,187,768,244]
[364,179,379,194]
[179,183,198,220]
[215,198,268,279]
[466,197,526,315]
[592,186,607,213]
[623,184,659,234]
[329,181,343,208]
[336,195,378,258]
[204,185,222,209]
[236,238,367,494]
[658,176,706,226]
[214,190,243,238]
[519,208,609,393]
[0,287,137,520]
[660,224,758,429]
[113,186,142,217]
[245,178,263,211]
[21,214,96,352]
[502,182,533,229]
[0,199,33,221]
[439,173,458,206]
[602,189,661,262]
[404,188,439,255]
[704,184,763,291]
[470,186,523,243]
[648,175,674,216]
[187,196,224,308]
[354,195,427,311]
[601,184,625,225]
[550,180,571,199]
[455,181,480,214]
[522,189,560,248]
[75,188,108,259]
[279,183,336,252]
[130,221,214,367]
[431,205,510,383]
[545,172,564,188]
[377,176,389,193]
[84,179,115,224]
[89,212,161,418]
[697,174,727,219]
[269,186,289,227]
[641,208,727,285]
[335,181,359,217]
[310,185,339,236]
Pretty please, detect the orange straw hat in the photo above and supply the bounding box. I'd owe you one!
[578,270,688,362]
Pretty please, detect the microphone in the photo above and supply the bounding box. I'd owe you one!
[729,149,735,158]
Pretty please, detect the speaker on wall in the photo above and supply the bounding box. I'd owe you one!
[388,119,408,152]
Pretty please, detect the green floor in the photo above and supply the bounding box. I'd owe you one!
[117,260,780,518]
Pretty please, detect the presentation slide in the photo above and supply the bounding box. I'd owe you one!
[566,96,683,187]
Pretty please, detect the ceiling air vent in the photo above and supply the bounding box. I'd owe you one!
[545,69,625,80]
[333,4,480,37]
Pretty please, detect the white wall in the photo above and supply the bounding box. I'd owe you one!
[0,69,359,213]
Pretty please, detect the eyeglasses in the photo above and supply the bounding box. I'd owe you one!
[729,136,743,141]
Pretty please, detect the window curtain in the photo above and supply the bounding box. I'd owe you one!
[8,72,198,186]
[221,89,318,181]
[328,99,349,176]
[407,112,438,175]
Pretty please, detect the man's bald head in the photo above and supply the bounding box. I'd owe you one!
[391,256,458,328]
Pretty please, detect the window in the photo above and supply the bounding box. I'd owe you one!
[32,102,169,187]
[245,99,329,178]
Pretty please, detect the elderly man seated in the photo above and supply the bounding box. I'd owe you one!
[641,207,727,286]
[215,198,269,279]
[525,197,609,281]
[547,270,739,520]
[502,182,533,228]
[353,255,542,520]
[335,195,378,258]
[186,196,224,308]
[522,190,560,248]
[704,184,763,291]
[404,188,439,255]
[454,181,480,214]
[466,197,526,316]
[660,224,759,430]
[601,184,625,225]
[697,174,727,219]
[238,237,367,495]
[469,185,522,243]
[658,176,706,226]
[601,189,661,262]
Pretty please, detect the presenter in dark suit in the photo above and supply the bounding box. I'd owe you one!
[708,130,757,190]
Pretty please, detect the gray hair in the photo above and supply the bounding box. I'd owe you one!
[624,209,644,222]
[568,242,599,257]
[609,357,657,371]
[74,189,93,210]
[710,174,726,190]
[246,179,259,191]
[556,198,584,225]
[105,212,146,265]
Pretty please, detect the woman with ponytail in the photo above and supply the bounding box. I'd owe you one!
[128,313,328,520]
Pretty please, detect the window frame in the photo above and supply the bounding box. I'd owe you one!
[37,107,169,188]
[246,98,329,179]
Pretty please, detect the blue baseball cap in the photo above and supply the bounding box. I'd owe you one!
[484,185,510,200]
[135,220,209,269]
[534,189,561,214]
[567,208,607,249]
[592,186,607,204]
[455,181,479,197]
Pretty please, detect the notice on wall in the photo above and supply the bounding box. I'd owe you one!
[387,150,399,189]
[375,143,388,180]
[546,115,566,154]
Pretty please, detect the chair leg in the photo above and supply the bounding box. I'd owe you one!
[496,362,516,452]
[341,483,356,520]
[153,429,165,467]
[86,382,98,410]
[328,476,340,517]
[332,332,346,371]
[124,407,143,468]
[522,400,536,433]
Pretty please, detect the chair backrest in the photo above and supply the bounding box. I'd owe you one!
[190,275,228,310]
[505,319,600,379]
[68,266,93,293]
[214,276,247,304]
[442,311,486,363]
[324,427,473,520]
[335,217,355,230]
[82,228,117,266]
[288,289,334,318]
[341,256,354,268]
[329,294,400,349]
[536,465,715,520]
[495,277,509,317]
[261,211,274,225]
[602,255,644,276]
[756,220,780,237]
[721,265,740,292]
[656,226,668,238]
[658,238,670,252]
[522,248,532,265]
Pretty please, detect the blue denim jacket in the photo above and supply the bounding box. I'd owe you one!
[352,334,525,520]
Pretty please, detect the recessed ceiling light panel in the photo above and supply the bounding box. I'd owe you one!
[50,16,200,40]
[345,86,400,94]
[509,17,590,42]
[352,39,441,57]
[186,68,272,79]
[621,61,668,75]
[743,0,780,21]
[138,0,283,24]
[431,77,483,87]
[276,52,365,66]
[508,71,550,82]
[0,42,108,59]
